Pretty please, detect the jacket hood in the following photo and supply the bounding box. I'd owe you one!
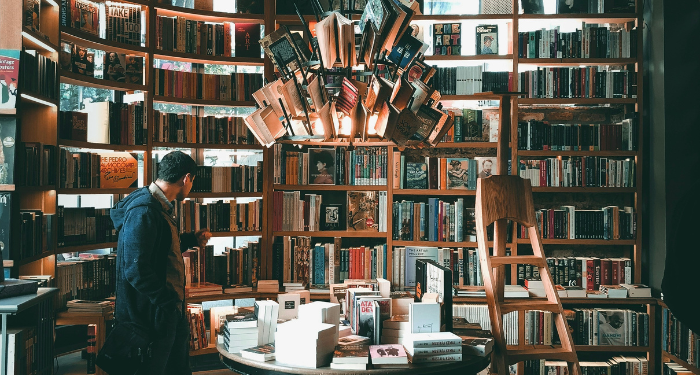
[110,187,162,231]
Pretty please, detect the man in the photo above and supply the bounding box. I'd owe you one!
[481,36,495,54]
[111,151,211,375]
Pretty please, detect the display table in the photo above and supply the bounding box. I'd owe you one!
[217,344,490,375]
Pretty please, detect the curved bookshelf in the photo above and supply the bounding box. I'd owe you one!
[154,50,264,65]
[187,192,263,199]
[273,185,387,191]
[273,231,388,238]
[60,28,149,55]
[60,70,148,92]
[210,231,262,237]
[519,58,638,66]
[518,150,637,157]
[22,27,59,53]
[518,98,637,105]
[59,139,148,151]
[425,54,513,61]
[154,4,265,23]
[517,13,639,22]
[152,96,255,107]
[152,142,262,150]
[58,242,118,253]
[393,189,476,196]
[530,187,636,193]
[413,14,515,21]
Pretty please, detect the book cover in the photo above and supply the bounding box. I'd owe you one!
[409,302,440,333]
[226,311,258,328]
[236,0,264,14]
[24,0,40,32]
[405,162,427,189]
[347,191,379,232]
[0,118,16,185]
[557,0,587,13]
[337,335,371,346]
[235,23,261,58]
[476,25,498,55]
[308,148,336,185]
[99,152,138,189]
[102,52,126,82]
[124,55,143,85]
[73,0,99,35]
[321,204,344,231]
[369,344,408,364]
[332,344,369,364]
[404,246,438,287]
[241,343,275,361]
[446,158,469,189]
[474,157,497,179]
[521,0,544,13]
[597,309,625,345]
[0,50,20,113]
[71,45,92,77]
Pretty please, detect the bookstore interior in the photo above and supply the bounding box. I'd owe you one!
[0,0,694,373]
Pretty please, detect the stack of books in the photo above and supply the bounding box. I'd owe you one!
[369,344,409,368]
[66,300,113,314]
[298,301,341,343]
[254,300,279,345]
[330,344,369,370]
[381,315,410,344]
[222,310,259,354]
[403,332,463,363]
[241,344,275,362]
[256,280,279,293]
[283,282,305,292]
[275,320,337,368]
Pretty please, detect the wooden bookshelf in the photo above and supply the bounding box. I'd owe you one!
[518,58,638,66]
[60,28,149,55]
[60,70,148,92]
[20,92,59,107]
[21,27,59,53]
[518,98,637,105]
[517,13,638,22]
[530,187,637,193]
[56,188,137,195]
[273,184,388,191]
[153,4,266,23]
[424,54,514,61]
[187,192,263,199]
[153,50,264,65]
[273,231,388,238]
[413,14,515,21]
[393,189,476,196]
[516,239,636,245]
[152,96,256,107]
[210,231,262,238]
[190,344,218,356]
[662,352,700,375]
[517,150,637,157]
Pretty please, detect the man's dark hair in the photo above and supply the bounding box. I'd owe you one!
[157,151,197,183]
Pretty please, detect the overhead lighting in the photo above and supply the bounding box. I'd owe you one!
[21,93,56,107]
[21,31,56,53]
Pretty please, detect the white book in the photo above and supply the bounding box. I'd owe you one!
[409,302,440,334]
[277,293,300,320]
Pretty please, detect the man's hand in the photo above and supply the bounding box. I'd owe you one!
[195,229,212,249]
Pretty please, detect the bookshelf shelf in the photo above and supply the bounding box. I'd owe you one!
[152,142,263,150]
[393,189,476,196]
[516,239,636,245]
[57,188,138,195]
[413,14,515,21]
[152,96,256,107]
[273,185,388,191]
[0,185,15,192]
[187,192,263,199]
[273,231,388,238]
[530,187,636,193]
[153,50,265,66]
[15,251,54,267]
[393,240,500,247]
[425,54,514,61]
[276,140,395,147]
[210,231,262,237]
[432,142,498,149]
[154,5,266,23]
[20,185,55,192]
[662,352,700,375]
[519,58,638,66]
[185,290,280,304]
[60,28,149,56]
[440,95,508,101]
[518,150,637,157]
[452,296,658,305]
[518,98,637,105]
[508,345,650,352]
[57,242,118,253]
[517,13,639,22]
[20,92,59,107]
[21,28,59,53]
[60,70,148,92]
[59,139,148,151]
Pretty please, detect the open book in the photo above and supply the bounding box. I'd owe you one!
[315,12,356,68]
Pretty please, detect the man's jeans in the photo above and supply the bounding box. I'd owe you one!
[137,314,191,375]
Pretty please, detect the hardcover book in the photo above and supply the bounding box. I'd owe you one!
[369,344,408,365]
[124,55,143,85]
[404,162,427,189]
[597,309,625,345]
[415,259,453,331]
[308,148,336,185]
[0,50,20,114]
[474,157,497,179]
[235,24,261,58]
[432,23,461,56]
[102,52,126,82]
[347,191,379,232]
[0,118,16,185]
[446,158,469,190]
[321,204,344,231]
[557,0,587,13]
[333,344,370,364]
[404,246,438,287]
[71,45,94,77]
[476,25,498,55]
[225,311,258,328]
[72,0,99,35]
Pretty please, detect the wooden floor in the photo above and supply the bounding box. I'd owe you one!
[55,352,239,375]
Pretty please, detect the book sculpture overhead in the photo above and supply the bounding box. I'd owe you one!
[244,0,455,148]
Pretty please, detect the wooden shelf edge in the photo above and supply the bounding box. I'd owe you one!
[273,231,388,238]
[433,142,498,148]
[425,54,513,61]
[152,142,263,150]
[152,96,255,107]
[452,296,658,304]
[59,139,148,151]
[273,185,388,191]
[210,231,262,237]
[57,188,137,195]
[154,4,266,23]
[20,92,59,107]
[393,189,476,196]
[60,28,149,55]
[60,70,147,92]
[15,251,54,267]
[662,352,700,375]
[22,27,59,52]
[187,192,263,198]
[154,50,264,65]
[58,242,118,253]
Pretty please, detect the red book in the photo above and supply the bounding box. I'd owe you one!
[538,311,544,345]
[594,258,601,290]
[360,246,366,279]
[611,259,620,285]
[600,258,611,286]
[586,258,596,291]
[234,23,261,58]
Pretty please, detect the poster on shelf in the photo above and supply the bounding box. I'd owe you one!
[99,152,138,189]
[0,50,20,115]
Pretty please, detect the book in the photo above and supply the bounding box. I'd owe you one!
[71,45,93,77]
[403,332,462,348]
[347,191,379,232]
[332,344,369,364]
[277,293,300,320]
[404,246,438,287]
[407,353,462,363]
[476,25,498,55]
[321,204,345,231]
[620,284,651,298]
[597,309,625,345]
[405,345,462,357]
[432,23,461,56]
[446,158,470,189]
[235,23,261,58]
[0,50,20,114]
[24,0,40,32]
[124,55,143,85]
[241,343,275,362]
[225,311,258,328]
[474,157,497,179]
[409,302,440,334]
[404,162,427,189]
[337,335,371,346]
[105,2,141,46]
[102,52,126,82]
[369,344,408,365]
[461,337,494,356]
[308,148,336,185]
[72,0,99,35]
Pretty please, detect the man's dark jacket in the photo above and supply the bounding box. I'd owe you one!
[110,187,196,336]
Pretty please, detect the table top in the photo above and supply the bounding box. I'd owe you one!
[218,344,490,375]
[0,288,57,314]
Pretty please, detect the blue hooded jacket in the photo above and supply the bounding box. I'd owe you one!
[110,187,196,336]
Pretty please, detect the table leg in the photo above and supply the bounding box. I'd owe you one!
[1,313,7,375]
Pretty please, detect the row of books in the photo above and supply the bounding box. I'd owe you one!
[62,43,144,85]
[20,143,56,187]
[519,257,633,290]
[392,199,475,242]
[173,199,263,233]
[517,206,636,240]
[17,210,54,261]
[566,308,649,346]
[153,68,263,102]
[395,156,496,190]
[183,243,261,287]
[524,356,648,375]
[152,111,257,145]
[60,101,147,145]
[59,149,102,189]
[662,307,700,369]
[421,0,634,15]
[519,157,636,188]
[19,51,58,100]
[56,254,117,308]
[518,67,637,99]
[443,108,497,143]
[274,146,389,186]
[271,191,388,233]
[186,304,208,350]
[517,26,638,59]
[517,119,638,151]
[156,17,261,58]
[430,66,510,96]
[56,205,117,248]
[453,304,519,345]
[152,162,263,193]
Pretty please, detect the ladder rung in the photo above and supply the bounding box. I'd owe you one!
[490,255,545,267]
[507,348,578,363]
[500,301,561,314]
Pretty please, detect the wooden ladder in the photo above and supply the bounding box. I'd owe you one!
[475,175,581,375]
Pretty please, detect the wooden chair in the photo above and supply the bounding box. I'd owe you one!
[475,175,581,375]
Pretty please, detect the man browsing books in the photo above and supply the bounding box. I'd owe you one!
[110,151,211,375]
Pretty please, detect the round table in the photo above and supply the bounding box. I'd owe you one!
[218,344,491,375]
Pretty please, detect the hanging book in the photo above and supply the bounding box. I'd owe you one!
[0,50,20,114]
[476,25,498,55]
